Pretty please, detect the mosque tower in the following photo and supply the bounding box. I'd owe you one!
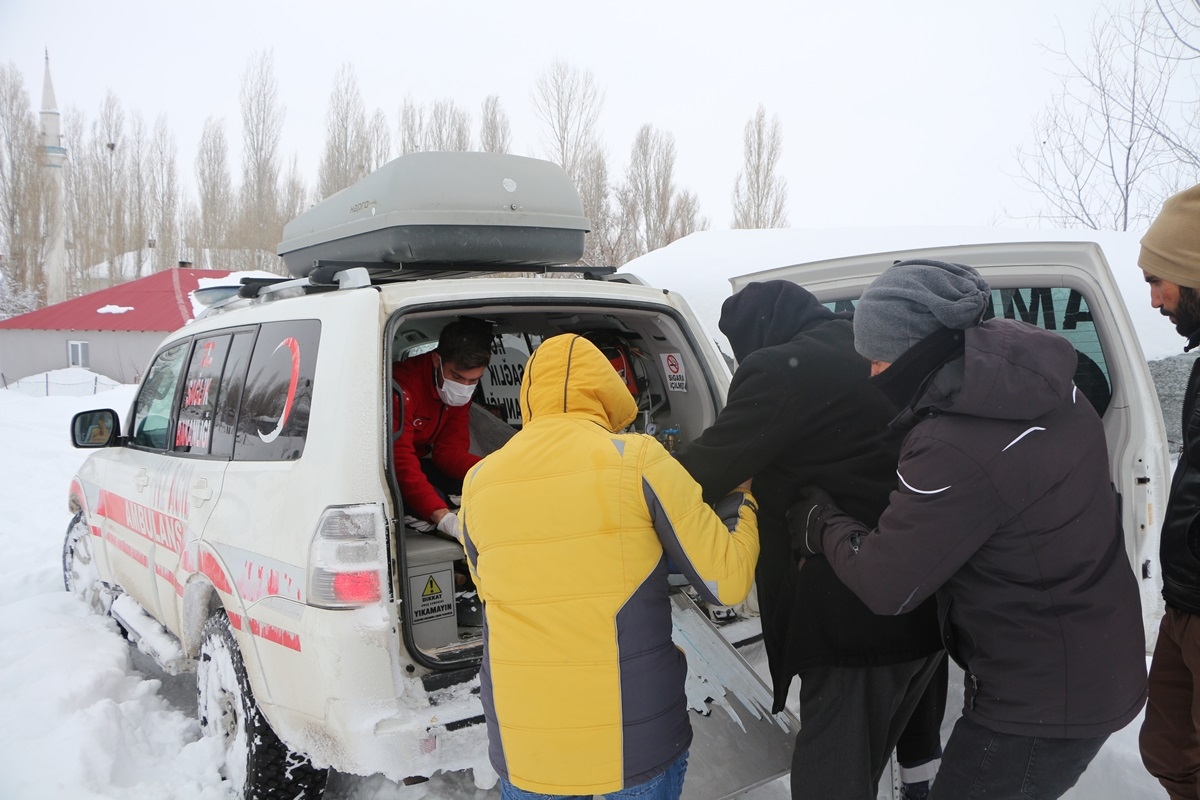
[40,50,67,305]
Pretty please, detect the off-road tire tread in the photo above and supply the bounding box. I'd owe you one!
[198,612,329,799]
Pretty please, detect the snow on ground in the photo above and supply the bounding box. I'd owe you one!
[3,366,122,397]
[0,377,788,799]
[0,371,1168,799]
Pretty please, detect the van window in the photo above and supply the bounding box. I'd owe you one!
[232,320,321,462]
[131,340,190,450]
[826,287,1111,416]
[209,331,256,459]
[174,334,233,455]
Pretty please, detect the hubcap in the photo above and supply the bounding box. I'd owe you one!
[66,519,110,615]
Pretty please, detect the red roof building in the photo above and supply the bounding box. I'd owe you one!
[0,269,239,385]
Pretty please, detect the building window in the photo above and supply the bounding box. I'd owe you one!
[68,340,90,368]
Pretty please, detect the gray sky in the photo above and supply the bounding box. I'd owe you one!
[0,0,1102,231]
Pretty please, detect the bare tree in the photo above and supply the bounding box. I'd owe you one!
[480,95,511,154]
[622,125,708,254]
[426,100,471,151]
[318,63,369,199]
[237,51,284,271]
[61,108,98,293]
[1016,3,1188,230]
[531,62,617,264]
[0,63,47,302]
[125,114,150,278]
[149,115,179,271]
[365,109,392,172]
[195,116,233,259]
[531,60,603,180]
[669,189,709,242]
[1155,0,1200,52]
[731,105,788,229]
[94,92,129,282]
[624,125,676,253]
[178,196,201,267]
[280,154,309,225]
[398,97,471,153]
[398,97,424,156]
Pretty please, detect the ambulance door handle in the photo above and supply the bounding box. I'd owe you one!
[134,469,149,492]
[190,478,213,506]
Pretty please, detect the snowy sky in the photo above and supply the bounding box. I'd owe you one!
[0,0,1100,229]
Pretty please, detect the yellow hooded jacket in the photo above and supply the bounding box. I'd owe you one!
[460,334,759,795]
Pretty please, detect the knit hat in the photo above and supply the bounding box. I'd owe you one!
[1140,184,1200,290]
[854,260,991,363]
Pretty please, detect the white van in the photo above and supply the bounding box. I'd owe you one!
[63,153,796,800]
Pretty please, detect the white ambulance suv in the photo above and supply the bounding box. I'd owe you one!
[62,152,1168,800]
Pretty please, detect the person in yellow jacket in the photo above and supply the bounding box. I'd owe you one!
[460,333,759,800]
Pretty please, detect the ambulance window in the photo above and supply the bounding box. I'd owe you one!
[130,340,190,451]
[174,334,233,456]
[209,331,256,459]
[985,288,1110,416]
[232,320,321,462]
[823,286,1111,416]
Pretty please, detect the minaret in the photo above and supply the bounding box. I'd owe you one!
[40,50,68,305]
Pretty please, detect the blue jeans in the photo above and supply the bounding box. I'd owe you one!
[930,715,1108,799]
[499,751,689,800]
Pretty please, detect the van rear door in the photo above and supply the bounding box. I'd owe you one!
[730,240,1170,643]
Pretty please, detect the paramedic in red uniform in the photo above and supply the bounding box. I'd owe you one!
[392,317,494,541]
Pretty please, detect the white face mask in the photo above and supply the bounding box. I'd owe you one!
[436,360,476,407]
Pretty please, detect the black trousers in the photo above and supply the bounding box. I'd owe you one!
[790,652,943,799]
[896,652,950,782]
[930,715,1108,800]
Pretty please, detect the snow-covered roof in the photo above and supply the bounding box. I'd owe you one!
[0,269,273,333]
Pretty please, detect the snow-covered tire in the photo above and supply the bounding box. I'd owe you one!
[197,611,328,800]
[62,511,117,616]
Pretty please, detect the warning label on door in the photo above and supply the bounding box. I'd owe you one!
[410,570,454,622]
[660,353,688,392]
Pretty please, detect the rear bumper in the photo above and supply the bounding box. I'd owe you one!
[242,599,490,781]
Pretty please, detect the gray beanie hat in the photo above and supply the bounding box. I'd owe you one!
[854,259,991,363]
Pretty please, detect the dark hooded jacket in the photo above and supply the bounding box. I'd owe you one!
[817,318,1147,738]
[678,281,941,713]
[1160,356,1200,615]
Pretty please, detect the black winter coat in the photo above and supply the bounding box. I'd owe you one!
[679,299,941,714]
[818,319,1147,738]
[1161,358,1200,615]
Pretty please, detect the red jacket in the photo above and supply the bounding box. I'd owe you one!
[392,352,480,521]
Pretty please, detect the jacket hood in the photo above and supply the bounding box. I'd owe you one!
[520,334,639,431]
[719,280,843,362]
[930,319,1078,421]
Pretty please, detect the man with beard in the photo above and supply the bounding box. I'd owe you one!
[678,281,943,799]
[1138,183,1200,800]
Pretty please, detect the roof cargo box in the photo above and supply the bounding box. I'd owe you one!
[277,152,590,277]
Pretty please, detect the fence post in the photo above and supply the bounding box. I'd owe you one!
[94,376,98,394]
[45,373,50,397]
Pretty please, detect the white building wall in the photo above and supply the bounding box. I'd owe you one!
[0,329,167,385]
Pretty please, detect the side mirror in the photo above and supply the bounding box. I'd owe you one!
[71,409,120,448]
